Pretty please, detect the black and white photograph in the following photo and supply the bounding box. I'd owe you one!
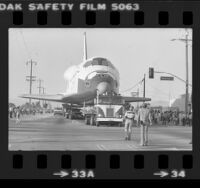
[8,28,192,151]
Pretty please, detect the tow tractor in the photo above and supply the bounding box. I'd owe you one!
[82,92,125,127]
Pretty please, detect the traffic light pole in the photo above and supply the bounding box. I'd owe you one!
[154,71,192,87]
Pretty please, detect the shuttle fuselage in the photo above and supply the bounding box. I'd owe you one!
[63,57,120,102]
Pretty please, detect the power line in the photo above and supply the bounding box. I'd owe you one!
[20,30,32,60]
[121,79,143,93]
[147,84,170,97]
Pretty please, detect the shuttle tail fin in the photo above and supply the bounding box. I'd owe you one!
[83,32,87,61]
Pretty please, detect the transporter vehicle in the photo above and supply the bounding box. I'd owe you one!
[65,108,84,120]
[21,32,151,114]
[53,107,64,116]
[82,92,125,127]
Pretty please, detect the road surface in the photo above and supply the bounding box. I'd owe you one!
[9,115,192,151]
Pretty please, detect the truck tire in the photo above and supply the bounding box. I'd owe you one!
[85,117,90,125]
[90,116,95,126]
[118,122,123,127]
[96,121,99,127]
[69,114,73,120]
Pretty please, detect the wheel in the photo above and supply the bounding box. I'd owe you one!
[118,122,123,127]
[85,117,90,125]
[69,114,73,120]
[96,121,99,127]
[90,116,95,126]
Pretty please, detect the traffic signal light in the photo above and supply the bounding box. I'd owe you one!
[149,67,154,79]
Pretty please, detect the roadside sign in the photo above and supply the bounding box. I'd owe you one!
[160,76,174,81]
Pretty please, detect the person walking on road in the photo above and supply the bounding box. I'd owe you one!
[137,103,152,146]
[124,106,135,141]
[15,107,21,124]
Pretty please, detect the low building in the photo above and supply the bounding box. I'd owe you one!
[171,93,192,112]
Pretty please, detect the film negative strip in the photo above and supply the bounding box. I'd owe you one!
[0,0,199,180]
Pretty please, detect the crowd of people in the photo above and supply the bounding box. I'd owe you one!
[8,102,52,123]
[150,110,192,126]
[124,103,192,146]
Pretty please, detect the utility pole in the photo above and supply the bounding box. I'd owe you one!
[185,32,189,117]
[26,60,37,104]
[42,87,46,108]
[171,30,192,117]
[37,79,43,105]
[137,87,139,109]
[37,79,43,95]
[143,74,146,98]
[169,91,171,107]
[42,87,45,94]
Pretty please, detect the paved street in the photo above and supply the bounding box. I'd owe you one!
[9,115,192,151]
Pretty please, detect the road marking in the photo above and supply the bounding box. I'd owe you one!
[97,145,104,150]
[127,144,138,150]
[127,145,133,150]
[100,144,107,150]
[97,144,107,150]
[134,147,190,151]
[170,148,178,150]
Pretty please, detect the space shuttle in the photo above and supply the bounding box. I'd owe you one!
[20,32,151,104]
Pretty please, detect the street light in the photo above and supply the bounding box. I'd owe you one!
[171,30,192,117]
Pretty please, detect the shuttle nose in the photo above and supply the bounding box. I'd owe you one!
[97,82,111,94]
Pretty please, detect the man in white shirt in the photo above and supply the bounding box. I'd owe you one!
[137,103,152,146]
[124,106,135,140]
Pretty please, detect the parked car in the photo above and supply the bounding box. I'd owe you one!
[53,107,64,116]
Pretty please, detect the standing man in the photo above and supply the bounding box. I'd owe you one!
[124,106,135,140]
[15,107,21,124]
[137,103,152,146]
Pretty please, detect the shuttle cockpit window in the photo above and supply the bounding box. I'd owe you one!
[83,58,115,69]
[83,61,92,68]
[93,58,110,67]
[92,59,99,65]
[102,60,108,66]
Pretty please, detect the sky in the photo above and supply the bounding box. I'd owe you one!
[9,28,192,106]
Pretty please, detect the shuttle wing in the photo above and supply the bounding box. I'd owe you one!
[20,94,65,103]
[20,93,151,104]
[122,96,151,102]
[20,90,96,104]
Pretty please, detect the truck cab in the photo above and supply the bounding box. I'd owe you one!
[66,108,84,120]
[95,93,124,126]
[83,92,125,127]
[53,107,64,116]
